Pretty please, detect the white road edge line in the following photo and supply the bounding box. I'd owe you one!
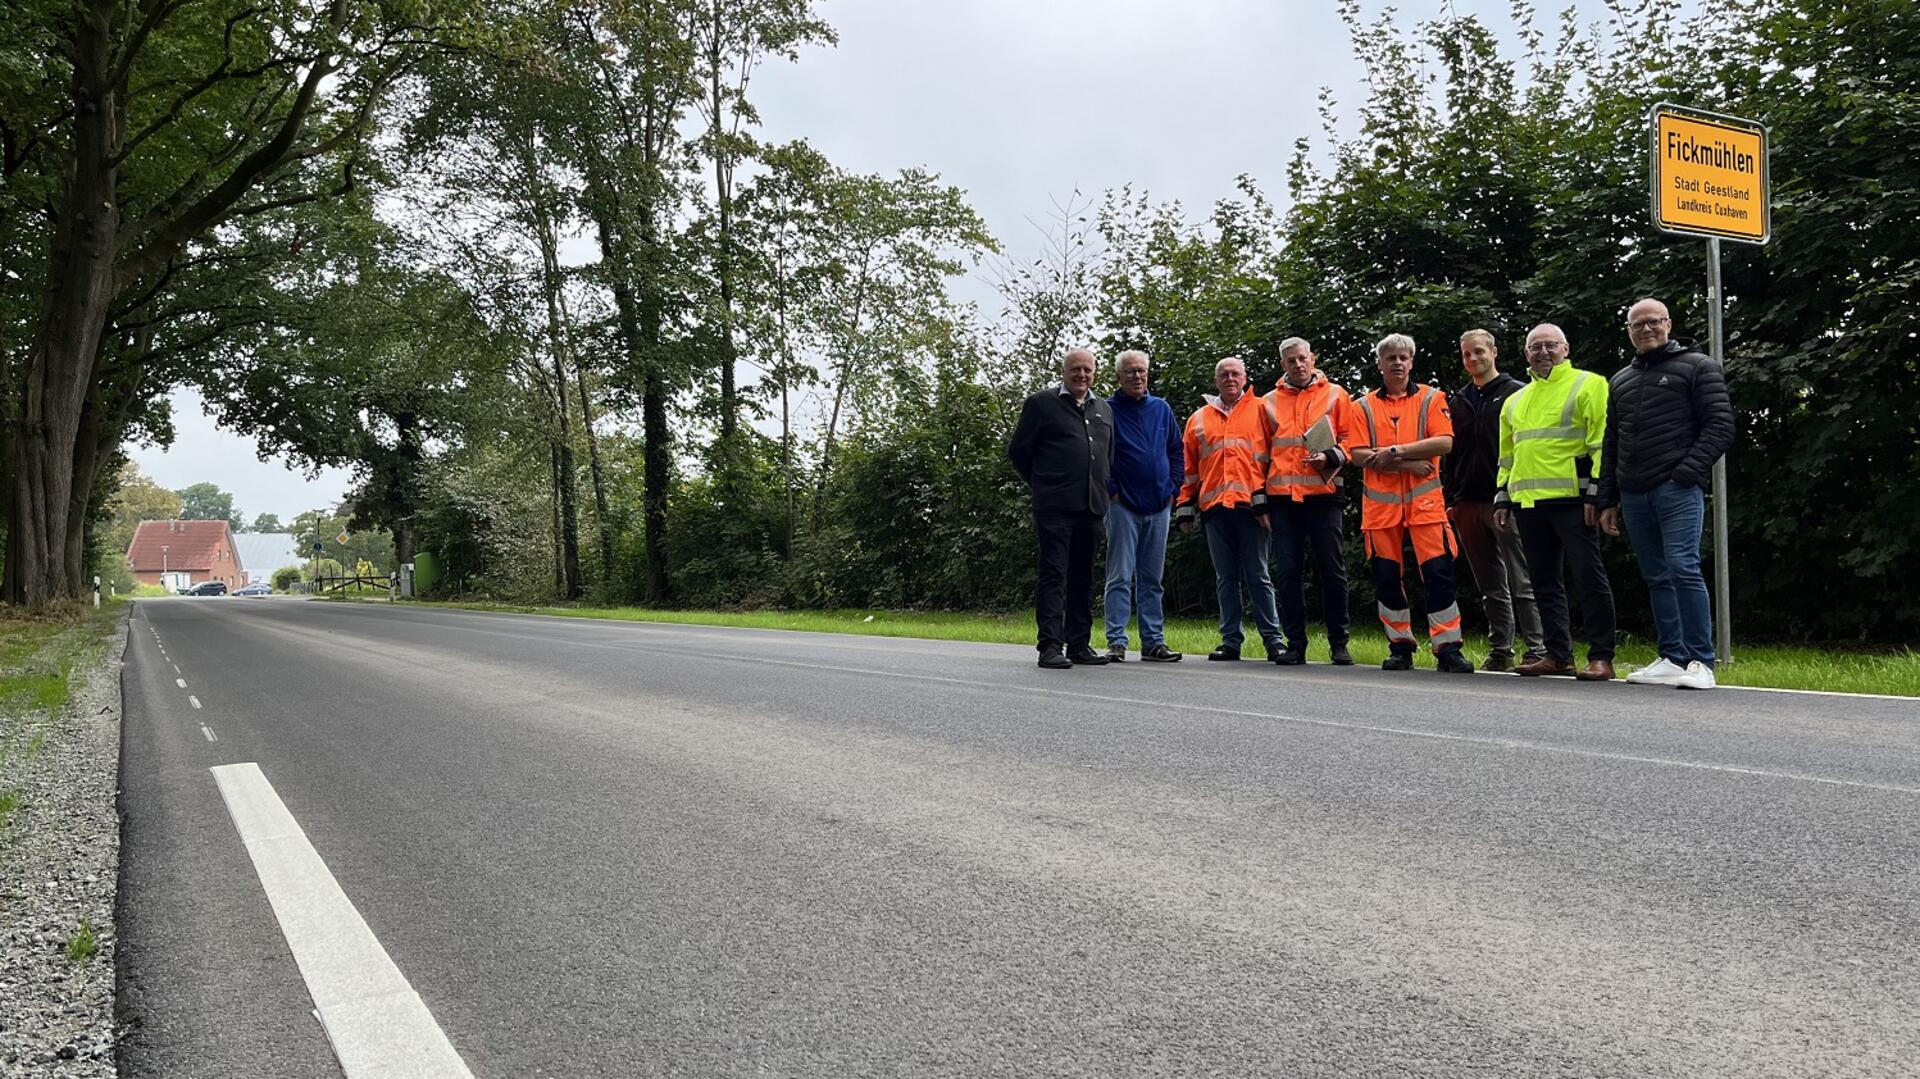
[409,605,1919,702]
[189,696,201,710]
[211,763,474,1079]
[201,726,216,742]
[700,651,1920,797]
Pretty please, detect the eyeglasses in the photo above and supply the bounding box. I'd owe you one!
[1524,341,1565,354]
[1627,317,1670,331]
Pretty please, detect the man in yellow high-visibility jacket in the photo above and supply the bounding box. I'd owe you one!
[1494,323,1618,681]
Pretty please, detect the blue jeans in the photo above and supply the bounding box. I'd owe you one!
[1104,503,1171,648]
[1203,510,1283,650]
[1620,481,1714,668]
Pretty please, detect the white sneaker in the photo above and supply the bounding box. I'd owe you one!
[1626,657,1687,685]
[1674,661,1717,690]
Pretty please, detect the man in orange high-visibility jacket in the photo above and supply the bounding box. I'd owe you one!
[1261,337,1360,667]
[1174,356,1285,662]
[1347,333,1474,673]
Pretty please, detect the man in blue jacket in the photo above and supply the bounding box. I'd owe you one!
[1102,350,1184,662]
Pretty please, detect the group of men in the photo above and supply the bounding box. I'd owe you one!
[1007,298,1734,688]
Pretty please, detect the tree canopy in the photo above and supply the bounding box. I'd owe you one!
[4,0,1915,642]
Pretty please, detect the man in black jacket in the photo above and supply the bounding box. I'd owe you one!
[1597,299,1736,691]
[1009,348,1117,669]
[1444,329,1545,671]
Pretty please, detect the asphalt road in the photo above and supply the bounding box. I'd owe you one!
[116,597,1920,1078]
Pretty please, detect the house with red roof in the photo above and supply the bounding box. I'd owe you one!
[126,520,244,590]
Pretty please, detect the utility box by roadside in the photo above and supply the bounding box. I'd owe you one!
[412,551,442,596]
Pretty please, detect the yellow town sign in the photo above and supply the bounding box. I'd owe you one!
[1650,105,1770,244]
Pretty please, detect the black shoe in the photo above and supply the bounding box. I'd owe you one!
[1329,645,1354,666]
[1066,647,1110,666]
[1207,644,1241,661]
[1381,652,1414,671]
[1038,649,1072,670]
[1436,648,1475,674]
[1140,644,1183,662]
[1271,648,1307,666]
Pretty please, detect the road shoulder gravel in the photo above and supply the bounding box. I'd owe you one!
[0,609,125,1078]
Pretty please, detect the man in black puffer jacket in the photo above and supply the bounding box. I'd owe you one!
[1596,298,1735,691]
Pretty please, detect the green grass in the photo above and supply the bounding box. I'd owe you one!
[64,917,99,963]
[405,599,1920,697]
[2,602,125,841]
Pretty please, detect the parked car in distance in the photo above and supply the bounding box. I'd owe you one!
[186,581,228,596]
[234,583,273,597]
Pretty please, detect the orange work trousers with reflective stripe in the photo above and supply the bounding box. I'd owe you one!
[1364,523,1464,654]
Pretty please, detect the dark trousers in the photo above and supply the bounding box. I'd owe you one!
[1269,496,1350,650]
[1515,500,1616,662]
[1452,499,1544,659]
[1034,508,1101,652]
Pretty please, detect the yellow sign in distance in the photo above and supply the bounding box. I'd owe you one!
[1650,105,1769,244]
[336,529,351,545]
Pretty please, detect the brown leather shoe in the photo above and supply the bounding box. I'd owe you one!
[1514,656,1575,677]
[1575,658,1616,681]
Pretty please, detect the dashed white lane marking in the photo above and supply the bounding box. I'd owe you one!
[175,678,187,689]
[171,663,180,674]
[201,726,217,742]
[189,696,202,710]
[211,763,474,1079]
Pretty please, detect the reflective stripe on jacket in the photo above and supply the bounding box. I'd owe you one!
[1495,362,1609,509]
[1178,393,1271,515]
[1352,385,1452,529]
[1261,375,1356,501]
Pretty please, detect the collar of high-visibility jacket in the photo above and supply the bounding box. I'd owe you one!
[1275,371,1325,393]
[1527,360,1576,383]
[1202,392,1247,417]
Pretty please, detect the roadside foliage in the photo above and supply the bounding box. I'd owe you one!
[2,0,1913,642]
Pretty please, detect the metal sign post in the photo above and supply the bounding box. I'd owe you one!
[1650,103,1770,666]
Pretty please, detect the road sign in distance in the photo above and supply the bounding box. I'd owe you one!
[1651,105,1769,244]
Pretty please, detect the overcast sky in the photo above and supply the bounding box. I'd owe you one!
[131,0,1609,524]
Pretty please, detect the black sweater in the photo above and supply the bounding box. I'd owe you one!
[1008,387,1115,515]
[1443,371,1526,506]
[1597,339,1735,505]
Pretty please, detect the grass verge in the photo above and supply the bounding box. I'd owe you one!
[404,599,1920,697]
[0,600,124,833]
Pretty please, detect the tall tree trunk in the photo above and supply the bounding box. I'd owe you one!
[813,254,873,526]
[527,145,583,600]
[558,286,613,582]
[707,11,739,452]
[392,410,422,567]
[5,0,119,606]
[549,443,565,596]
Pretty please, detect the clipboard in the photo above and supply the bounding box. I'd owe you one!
[1304,415,1336,453]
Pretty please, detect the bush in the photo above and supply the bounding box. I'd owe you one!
[271,566,302,591]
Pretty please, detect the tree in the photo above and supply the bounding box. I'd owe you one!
[691,0,835,456]
[1,0,473,607]
[175,483,241,528]
[97,461,181,555]
[250,513,283,533]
